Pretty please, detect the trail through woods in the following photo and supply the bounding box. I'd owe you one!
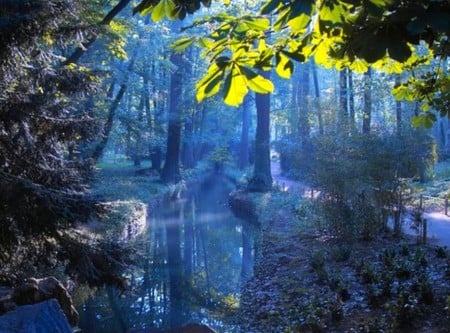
[270,160,450,247]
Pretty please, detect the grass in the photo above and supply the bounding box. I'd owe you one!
[90,160,163,203]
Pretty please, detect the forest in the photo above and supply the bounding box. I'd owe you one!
[0,0,450,332]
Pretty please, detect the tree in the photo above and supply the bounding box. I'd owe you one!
[247,70,273,192]
[161,21,185,183]
[362,69,372,134]
[134,0,449,126]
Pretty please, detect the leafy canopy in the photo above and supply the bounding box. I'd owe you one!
[134,0,450,118]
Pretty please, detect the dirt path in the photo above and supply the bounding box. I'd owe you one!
[403,211,450,247]
[271,160,450,247]
[271,161,310,195]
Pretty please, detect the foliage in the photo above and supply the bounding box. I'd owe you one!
[134,0,449,126]
[0,0,103,250]
[285,130,436,239]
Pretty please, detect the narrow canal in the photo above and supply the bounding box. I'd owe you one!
[78,174,254,332]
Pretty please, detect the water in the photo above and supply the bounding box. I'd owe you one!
[78,175,253,332]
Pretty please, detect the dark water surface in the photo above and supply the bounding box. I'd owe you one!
[78,175,253,332]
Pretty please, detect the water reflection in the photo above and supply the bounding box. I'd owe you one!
[78,175,254,332]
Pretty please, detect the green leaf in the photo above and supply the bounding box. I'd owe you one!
[151,0,165,21]
[241,67,274,94]
[196,63,225,102]
[133,0,155,15]
[275,52,293,79]
[245,17,270,31]
[392,84,415,101]
[223,66,248,107]
[171,37,195,53]
[261,0,281,15]
[411,114,436,128]
[388,42,412,63]
[287,13,310,31]
[349,58,368,73]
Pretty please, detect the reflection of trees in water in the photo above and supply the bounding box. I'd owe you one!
[78,176,253,332]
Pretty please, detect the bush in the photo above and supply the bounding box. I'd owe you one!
[278,129,436,240]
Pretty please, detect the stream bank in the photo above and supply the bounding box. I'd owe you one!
[233,189,450,333]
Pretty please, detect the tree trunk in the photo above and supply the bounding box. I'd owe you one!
[311,60,323,135]
[298,63,310,145]
[338,69,348,135]
[182,115,195,169]
[161,23,183,183]
[239,94,251,169]
[91,46,139,162]
[348,70,355,130]
[63,0,132,65]
[395,75,402,134]
[247,71,272,192]
[362,68,372,135]
[133,90,144,166]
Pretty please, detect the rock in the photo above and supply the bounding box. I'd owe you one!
[13,276,78,326]
[0,299,72,333]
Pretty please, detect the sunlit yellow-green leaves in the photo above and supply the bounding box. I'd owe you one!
[196,57,273,107]
[392,84,416,102]
[411,113,436,129]
[152,0,176,21]
[196,62,227,103]
[107,38,128,60]
[275,52,293,79]
[171,37,195,53]
[134,0,176,21]
[223,65,273,106]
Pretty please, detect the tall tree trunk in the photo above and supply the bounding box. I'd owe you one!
[161,23,183,183]
[247,71,272,192]
[239,94,251,169]
[298,63,310,145]
[149,63,164,170]
[395,75,402,134]
[134,90,144,166]
[182,114,195,169]
[338,68,348,135]
[91,46,139,162]
[348,70,355,130]
[194,104,208,162]
[311,60,323,135]
[362,68,372,134]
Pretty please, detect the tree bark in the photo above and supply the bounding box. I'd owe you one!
[362,68,372,135]
[395,75,402,134]
[348,70,355,130]
[239,94,251,169]
[311,60,323,135]
[247,71,272,192]
[338,68,348,135]
[298,63,310,145]
[91,46,139,162]
[161,23,184,183]
[63,0,132,65]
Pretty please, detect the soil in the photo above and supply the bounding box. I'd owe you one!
[237,163,450,333]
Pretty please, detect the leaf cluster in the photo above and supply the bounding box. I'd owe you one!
[135,0,450,117]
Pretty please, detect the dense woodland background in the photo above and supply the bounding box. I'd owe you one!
[0,0,449,330]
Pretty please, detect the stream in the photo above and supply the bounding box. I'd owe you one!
[77,174,254,332]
